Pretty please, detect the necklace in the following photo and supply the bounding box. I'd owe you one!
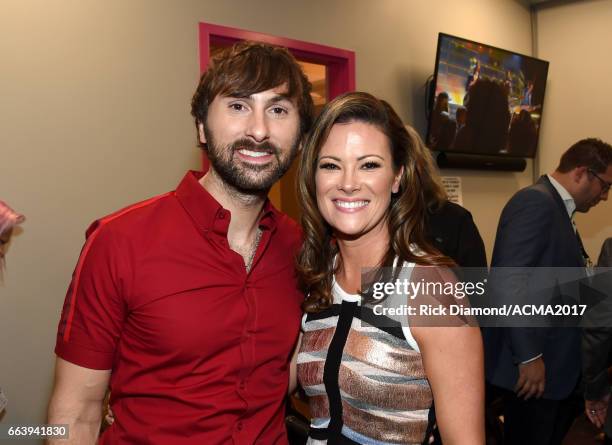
[245,227,263,273]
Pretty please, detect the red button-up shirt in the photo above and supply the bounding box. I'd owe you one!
[55,171,303,444]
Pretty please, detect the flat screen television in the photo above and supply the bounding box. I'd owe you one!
[426,33,549,158]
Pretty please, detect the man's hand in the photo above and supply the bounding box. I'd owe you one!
[586,395,610,428]
[515,357,545,400]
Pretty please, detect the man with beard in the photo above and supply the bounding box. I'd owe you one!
[47,41,313,444]
[484,138,612,445]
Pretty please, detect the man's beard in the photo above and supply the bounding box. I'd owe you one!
[203,125,300,194]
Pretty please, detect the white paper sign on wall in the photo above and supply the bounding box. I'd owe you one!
[441,176,463,206]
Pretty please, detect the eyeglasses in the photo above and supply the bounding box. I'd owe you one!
[588,168,612,193]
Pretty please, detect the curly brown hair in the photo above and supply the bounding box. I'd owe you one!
[297,92,453,312]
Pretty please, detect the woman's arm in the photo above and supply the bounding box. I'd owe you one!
[412,324,484,444]
[409,265,485,444]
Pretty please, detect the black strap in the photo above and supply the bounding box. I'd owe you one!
[306,305,341,322]
[357,305,406,340]
[322,300,356,443]
[309,427,329,440]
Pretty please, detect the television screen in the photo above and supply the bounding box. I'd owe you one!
[426,33,549,158]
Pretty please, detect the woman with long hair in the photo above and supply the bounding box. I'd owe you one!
[292,92,484,444]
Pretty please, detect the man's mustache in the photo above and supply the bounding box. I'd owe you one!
[230,139,279,156]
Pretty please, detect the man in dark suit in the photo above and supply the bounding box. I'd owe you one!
[484,138,612,445]
[582,271,612,444]
[581,239,612,444]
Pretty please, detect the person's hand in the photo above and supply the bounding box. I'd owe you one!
[586,395,610,428]
[104,406,115,425]
[515,357,545,400]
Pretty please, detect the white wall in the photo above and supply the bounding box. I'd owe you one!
[0,0,532,439]
[536,0,612,260]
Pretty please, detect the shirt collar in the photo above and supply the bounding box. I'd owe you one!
[547,174,576,218]
[174,171,278,235]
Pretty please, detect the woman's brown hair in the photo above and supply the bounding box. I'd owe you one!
[297,92,453,312]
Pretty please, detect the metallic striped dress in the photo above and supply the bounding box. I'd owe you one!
[297,270,435,445]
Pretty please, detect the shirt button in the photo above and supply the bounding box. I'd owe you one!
[236,422,243,431]
[218,211,226,219]
[239,380,246,390]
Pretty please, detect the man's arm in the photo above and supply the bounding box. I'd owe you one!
[46,358,110,445]
[491,190,554,397]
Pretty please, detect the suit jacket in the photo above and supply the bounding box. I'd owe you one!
[598,238,612,267]
[583,288,612,436]
[425,200,487,268]
[484,175,584,400]
[583,252,612,436]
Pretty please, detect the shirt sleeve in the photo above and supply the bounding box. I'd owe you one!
[520,353,543,365]
[55,221,129,370]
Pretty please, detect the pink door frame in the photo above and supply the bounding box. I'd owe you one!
[197,22,356,170]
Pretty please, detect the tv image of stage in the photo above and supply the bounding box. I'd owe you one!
[427,33,549,158]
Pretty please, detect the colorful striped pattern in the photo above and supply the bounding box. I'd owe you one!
[297,280,435,445]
